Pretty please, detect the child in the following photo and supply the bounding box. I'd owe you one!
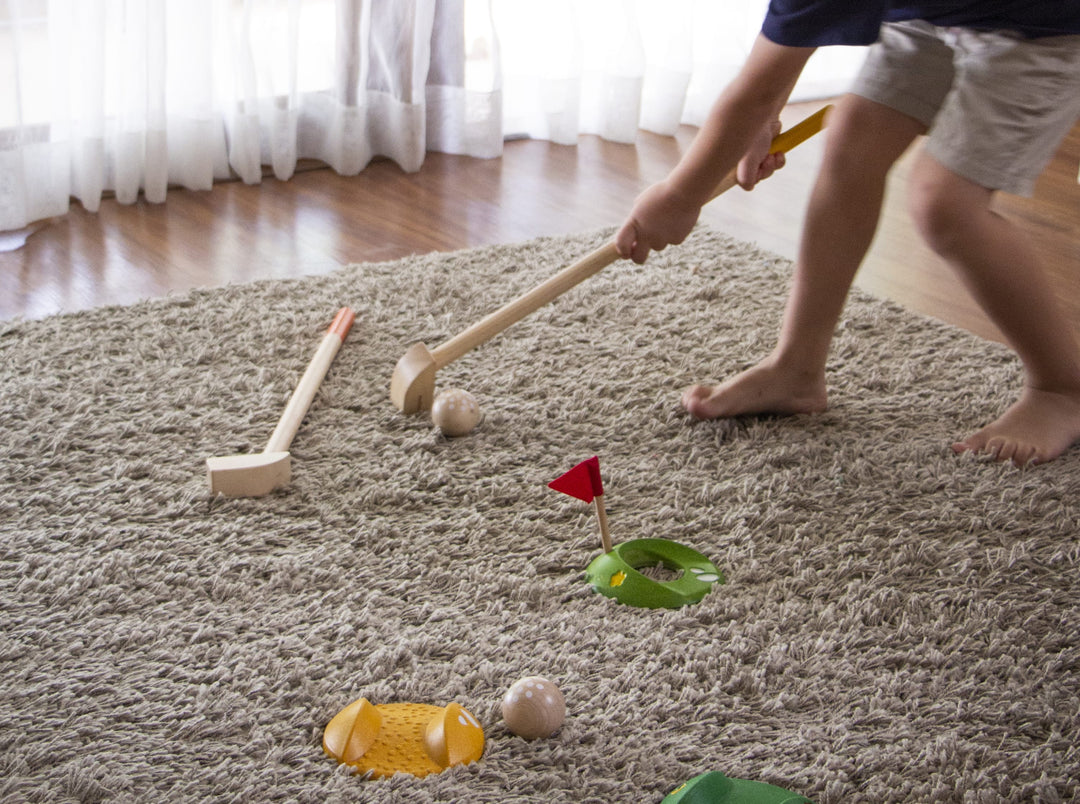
[615,3,1080,465]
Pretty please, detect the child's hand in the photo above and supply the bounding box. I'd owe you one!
[736,119,787,190]
[615,180,701,265]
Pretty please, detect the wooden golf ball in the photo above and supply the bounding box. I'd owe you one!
[431,389,479,437]
[501,676,565,739]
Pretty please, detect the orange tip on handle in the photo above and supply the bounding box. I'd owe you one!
[769,104,832,155]
[327,307,356,341]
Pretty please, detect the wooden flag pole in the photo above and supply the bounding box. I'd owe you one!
[593,494,612,553]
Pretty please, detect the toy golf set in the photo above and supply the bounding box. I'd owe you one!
[204,109,830,799]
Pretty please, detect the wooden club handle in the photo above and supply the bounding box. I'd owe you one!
[265,307,355,454]
[428,105,831,372]
[430,241,620,369]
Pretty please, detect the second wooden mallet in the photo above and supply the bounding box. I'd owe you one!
[207,306,355,497]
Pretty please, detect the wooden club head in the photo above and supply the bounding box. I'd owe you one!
[206,451,291,497]
[390,342,438,414]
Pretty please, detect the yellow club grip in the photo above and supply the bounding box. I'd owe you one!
[769,104,832,154]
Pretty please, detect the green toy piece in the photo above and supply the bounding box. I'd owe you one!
[663,772,813,804]
[585,538,723,609]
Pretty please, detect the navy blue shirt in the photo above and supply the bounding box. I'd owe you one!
[762,1,1080,47]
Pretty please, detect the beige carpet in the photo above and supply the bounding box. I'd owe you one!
[1,227,1078,803]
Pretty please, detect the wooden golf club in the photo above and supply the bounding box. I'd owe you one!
[207,306,355,497]
[390,105,832,414]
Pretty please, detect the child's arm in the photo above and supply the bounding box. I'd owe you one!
[616,35,815,264]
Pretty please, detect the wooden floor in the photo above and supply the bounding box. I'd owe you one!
[2,101,1078,345]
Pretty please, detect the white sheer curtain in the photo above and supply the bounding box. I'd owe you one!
[494,0,865,144]
[0,0,503,232]
[0,0,863,234]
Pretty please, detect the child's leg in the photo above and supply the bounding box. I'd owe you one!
[682,93,925,419]
[905,28,1080,464]
[908,153,1080,464]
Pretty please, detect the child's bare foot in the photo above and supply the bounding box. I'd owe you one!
[952,386,1080,465]
[681,357,828,420]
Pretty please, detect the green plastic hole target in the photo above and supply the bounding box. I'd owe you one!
[585,537,723,609]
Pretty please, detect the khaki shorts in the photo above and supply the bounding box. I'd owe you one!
[850,20,1080,196]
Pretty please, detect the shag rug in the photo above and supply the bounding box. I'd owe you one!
[1,227,1078,804]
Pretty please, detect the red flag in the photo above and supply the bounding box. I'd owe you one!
[548,456,604,503]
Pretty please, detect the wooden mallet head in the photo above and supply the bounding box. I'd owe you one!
[389,342,438,414]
